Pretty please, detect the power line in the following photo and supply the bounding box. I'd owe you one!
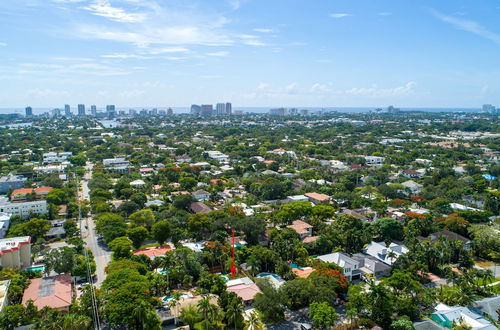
[77,173,101,330]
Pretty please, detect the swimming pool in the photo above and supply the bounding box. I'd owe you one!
[220,275,229,282]
[163,294,189,303]
[256,272,281,280]
[26,265,45,273]
[289,264,303,269]
[159,269,170,275]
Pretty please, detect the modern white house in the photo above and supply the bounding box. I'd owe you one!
[401,180,423,195]
[364,241,409,265]
[317,252,361,281]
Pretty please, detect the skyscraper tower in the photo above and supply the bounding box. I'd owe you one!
[216,103,225,116]
[201,104,213,116]
[64,104,71,116]
[106,105,116,118]
[25,106,33,117]
[77,104,85,116]
[225,102,232,115]
[91,105,97,116]
[167,107,173,116]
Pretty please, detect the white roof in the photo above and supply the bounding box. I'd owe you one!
[130,179,146,186]
[318,252,359,268]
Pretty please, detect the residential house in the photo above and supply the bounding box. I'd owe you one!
[130,179,146,188]
[206,151,230,163]
[22,274,74,313]
[226,277,262,303]
[419,230,472,250]
[0,236,31,269]
[42,152,72,164]
[364,241,409,265]
[189,202,212,214]
[33,165,67,174]
[426,303,497,330]
[317,252,361,281]
[352,253,392,279]
[304,192,330,204]
[401,180,423,195]
[401,169,423,179]
[0,174,27,194]
[192,189,210,201]
[291,266,316,279]
[133,244,175,259]
[287,220,314,241]
[364,156,385,167]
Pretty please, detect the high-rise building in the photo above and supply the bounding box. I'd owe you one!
[482,104,496,113]
[50,108,61,117]
[387,105,400,113]
[167,108,173,116]
[64,104,71,116]
[25,106,33,117]
[151,108,158,116]
[201,104,213,116]
[216,103,225,116]
[190,104,201,115]
[77,104,85,116]
[269,108,287,116]
[225,102,232,115]
[106,105,116,118]
[91,105,97,116]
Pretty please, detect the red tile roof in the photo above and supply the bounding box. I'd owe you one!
[291,267,316,278]
[22,274,73,310]
[227,283,262,301]
[11,187,53,196]
[305,192,330,202]
[287,220,312,235]
[133,245,174,258]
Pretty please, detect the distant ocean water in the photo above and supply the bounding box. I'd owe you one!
[0,106,481,115]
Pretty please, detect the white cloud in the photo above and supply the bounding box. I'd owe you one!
[101,53,149,59]
[26,88,70,98]
[377,12,392,16]
[228,0,246,10]
[146,47,190,55]
[330,13,352,18]
[431,9,500,44]
[82,0,146,23]
[311,83,332,93]
[342,82,416,97]
[253,28,274,33]
[207,51,229,57]
[286,82,299,95]
[0,42,7,46]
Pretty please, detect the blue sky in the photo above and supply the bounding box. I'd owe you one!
[0,0,499,108]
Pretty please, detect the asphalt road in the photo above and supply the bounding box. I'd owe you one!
[79,162,112,288]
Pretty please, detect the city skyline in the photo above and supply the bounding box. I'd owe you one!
[1,0,499,107]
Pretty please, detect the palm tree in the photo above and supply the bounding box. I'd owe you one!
[197,295,214,330]
[180,305,202,330]
[244,311,265,330]
[386,250,397,265]
[225,299,243,330]
[131,300,149,329]
[55,314,92,330]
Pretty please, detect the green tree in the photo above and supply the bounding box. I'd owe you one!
[390,317,415,330]
[309,301,338,329]
[9,218,51,242]
[151,220,172,245]
[180,305,202,330]
[129,209,156,230]
[46,188,68,205]
[244,311,265,330]
[108,236,133,259]
[254,278,285,323]
[127,226,149,249]
[95,213,127,243]
[44,247,76,275]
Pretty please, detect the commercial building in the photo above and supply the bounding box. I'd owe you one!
[0,280,9,312]
[201,104,213,116]
[10,187,53,202]
[77,104,85,116]
[269,108,287,116]
[90,105,97,116]
[0,213,11,238]
[64,104,71,116]
[225,102,232,115]
[106,105,116,118]
[0,236,31,269]
[0,174,27,193]
[216,103,225,116]
[42,151,72,164]
[0,197,48,218]
[190,104,201,115]
[102,156,133,174]
[25,106,33,117]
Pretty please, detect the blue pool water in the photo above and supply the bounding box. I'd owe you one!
[26,266,45,273]
[159,269,170,274]
[163,294,189,303]
[256,272,281,280]
[289,264,303,269]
